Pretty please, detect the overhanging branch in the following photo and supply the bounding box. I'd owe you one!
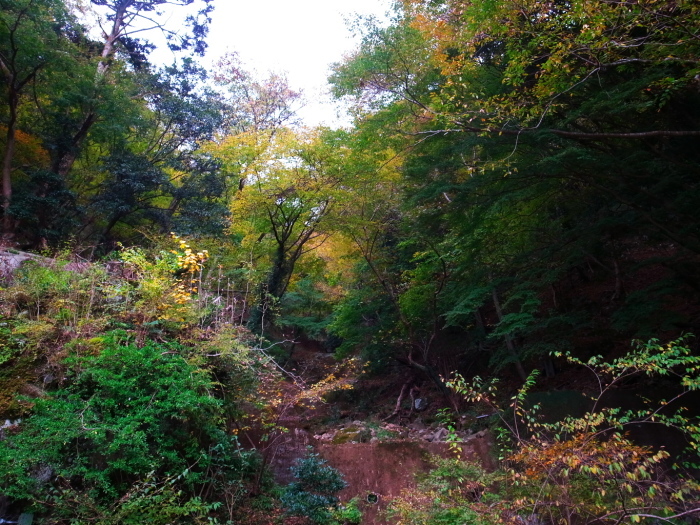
[409,126,700,140]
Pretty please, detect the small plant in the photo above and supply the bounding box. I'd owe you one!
[388,457,495,525]
[169,232,209,304]
[436,407,461,453]
[331,497,362,524]
[281,449,347,524]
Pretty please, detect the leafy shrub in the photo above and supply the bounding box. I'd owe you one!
[388,458,495,525]
[8,260,77,318]
[0,330,255,521]
[390,336,700,525]
[281,450,347,524]
[331,497,363,524]
[418,336,700,525]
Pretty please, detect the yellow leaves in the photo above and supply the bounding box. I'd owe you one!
[170,233,209,277]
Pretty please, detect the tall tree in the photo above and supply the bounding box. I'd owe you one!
[213,52,302,134]
[0,0,78,241]
[400,0,700,139]
[81,60,228,242]
[328,0,700,383]
[210,128,345,330]
[53,0,214,178]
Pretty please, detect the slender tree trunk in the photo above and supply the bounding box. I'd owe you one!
[97,2,127,76]
[52,3,126,178]
[249,245,289,332]
[1,89,19,243]
[101,213,124,241]
[492,287,528,382]
[53,111,97,177]
[2,128,16,242]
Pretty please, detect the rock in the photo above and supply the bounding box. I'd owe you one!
[332,426,371,444]
[32,464,52,483]
[414,397,428,411]
[0,250,43,279]
[338,431,362,444]
[429,427,448,442]
[315,431,336,442]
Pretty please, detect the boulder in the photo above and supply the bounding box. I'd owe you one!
[332,426,371,444]
[414,397,428,411]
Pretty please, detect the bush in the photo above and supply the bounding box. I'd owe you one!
[331,497,363,524]
[471,337,700,524]
[388,458,495,525]
[390,336,700,525]
[0,331,255,522]
[281,450,347,524]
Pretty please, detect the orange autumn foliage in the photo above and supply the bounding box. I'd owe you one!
[0,127,50,169]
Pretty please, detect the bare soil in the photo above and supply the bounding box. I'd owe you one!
[318,436,495,525]
[261,344,497,525]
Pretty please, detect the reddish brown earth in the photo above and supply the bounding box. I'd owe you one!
[317,436,495,525]
[255,344,496,525]
[264,424,495,525]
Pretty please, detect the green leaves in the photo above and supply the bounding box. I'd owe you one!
[437,336,700,525]
[281,450,348,524]
[0,332,234,513]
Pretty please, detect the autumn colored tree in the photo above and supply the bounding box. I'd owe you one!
[399,0,700,138]
[434,337,700,525]
[209,127,347,331]
[213,52,302,134]
[328,1,700,386]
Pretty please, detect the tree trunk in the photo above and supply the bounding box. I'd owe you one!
[249,245,289,332]
[1,90,19,243]
[51,3,126,178]
[53,111,97,177]
[492,287,528,382]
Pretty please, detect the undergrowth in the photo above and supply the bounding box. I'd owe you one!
[0,241,285,524]
[388,336,700,525]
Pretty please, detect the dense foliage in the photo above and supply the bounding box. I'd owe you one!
[1,0,700,523]
[390,337,700,525]
[281,451,348,524]
[0,333,249,523]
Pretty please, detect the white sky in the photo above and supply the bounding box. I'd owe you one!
[80,0,391,126]
[182,0,391,126]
